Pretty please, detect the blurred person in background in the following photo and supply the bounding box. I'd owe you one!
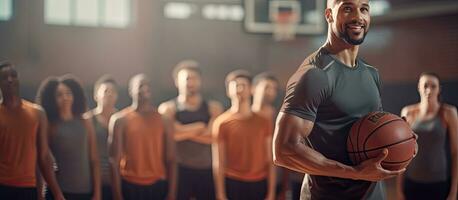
[36,74,101,200]
[88,75,119,200]
[251,72,306,200]
[159,60,223,200]
[0,61,65,200]
[398,72,457,200]
[212,70,276,200]
[109,74,176,200]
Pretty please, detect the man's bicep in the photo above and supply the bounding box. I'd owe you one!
[275,112,314,139]
[37,109,50,156]
[273,112,314,158]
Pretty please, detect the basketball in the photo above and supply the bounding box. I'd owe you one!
[347,111,417,171]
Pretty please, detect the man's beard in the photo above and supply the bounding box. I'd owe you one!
[340,27,368,45]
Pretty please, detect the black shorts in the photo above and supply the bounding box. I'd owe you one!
[177,165,215,200]
[122,179,168,200]
[101,184,112,200]
[0,184,37,200]
[45,190,92,200]
[404,178,450,200]
[225,177,267,200]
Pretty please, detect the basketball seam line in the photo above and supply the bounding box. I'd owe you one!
[348,120,357,163]
[363,118,403,159]
[348,136,415,153]
[382,158,413,164]
[356,114,370,163]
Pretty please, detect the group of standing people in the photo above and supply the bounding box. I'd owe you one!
[1,0,458,199]
[0,59,307,200]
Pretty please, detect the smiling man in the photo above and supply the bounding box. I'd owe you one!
[273,0,406,199]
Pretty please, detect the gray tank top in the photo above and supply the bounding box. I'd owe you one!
[175,99,212,169]
[50,119,92,193]
[406,114,448,183]
[92,116,111,186]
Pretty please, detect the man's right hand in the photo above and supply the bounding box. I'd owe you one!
[354,149,405,182]
[216,193,228,200]
[54,194,66,200]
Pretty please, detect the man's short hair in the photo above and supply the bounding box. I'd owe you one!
[0,61,13,71]
[253,72,278,86]
[128,73,148,93]
[225,69,252,88]
[94,74,117,96]
[172,60,201,80]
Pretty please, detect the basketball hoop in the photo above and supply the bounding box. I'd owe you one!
[272,11,300,41]
[269,1,301,41]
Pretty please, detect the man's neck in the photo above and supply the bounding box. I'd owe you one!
[1,94,22,109]
[324,34,360,67]
[252,100,272,112]
[94,104,116,117]
[230,98,252,116]
[177,93,201,106]
[131,100,154,113]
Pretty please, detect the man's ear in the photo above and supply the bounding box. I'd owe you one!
[325,8,333,23]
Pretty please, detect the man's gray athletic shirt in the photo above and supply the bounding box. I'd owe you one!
[281,47,383,200]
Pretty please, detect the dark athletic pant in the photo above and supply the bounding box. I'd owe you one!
[0,184,37,200]
[46,189,92,200]
[122,179,168,200]
[101,184,113,200]
[225,177,267,200]
[404,178,450,200]
[177,165,215,200]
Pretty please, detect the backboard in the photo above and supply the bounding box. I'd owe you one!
[244,0,326,35]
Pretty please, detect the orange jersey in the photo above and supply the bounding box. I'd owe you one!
[120,109,167,185]
[0,100,40,187]
[215,112,273,181]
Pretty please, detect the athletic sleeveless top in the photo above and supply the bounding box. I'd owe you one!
[92,116,111,186]
[406,112,448,183]
[50,119,92,193]
[0,100,39,187]
[120,109,166,185]
[215,112,272,181]
[174,99,212,169]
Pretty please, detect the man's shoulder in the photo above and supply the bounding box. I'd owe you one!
[112,107,134,121]
[214,111,235,126]
[301,48,335,70]
[252,112,272,126]
[158,99,177,115]
[22,100,43,111]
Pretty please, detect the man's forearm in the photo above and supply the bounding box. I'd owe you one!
[267,164,276,198]
[167,160,177,199]
[213,167,226,199]
[110,158,123,200]
[274,142,356,180]
[91,159,102,199]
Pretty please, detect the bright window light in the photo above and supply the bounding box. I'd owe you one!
[164,2,193,19]
[370,0,391,16]
[103,0,130,28]
[45,0,71,25]
[75,0,99,26]
[0,0,12,21]
[44,0,131,28]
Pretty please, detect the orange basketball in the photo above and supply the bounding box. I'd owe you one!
[347,111,417,170]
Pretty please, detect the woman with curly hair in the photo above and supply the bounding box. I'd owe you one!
[36,75,101,200]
